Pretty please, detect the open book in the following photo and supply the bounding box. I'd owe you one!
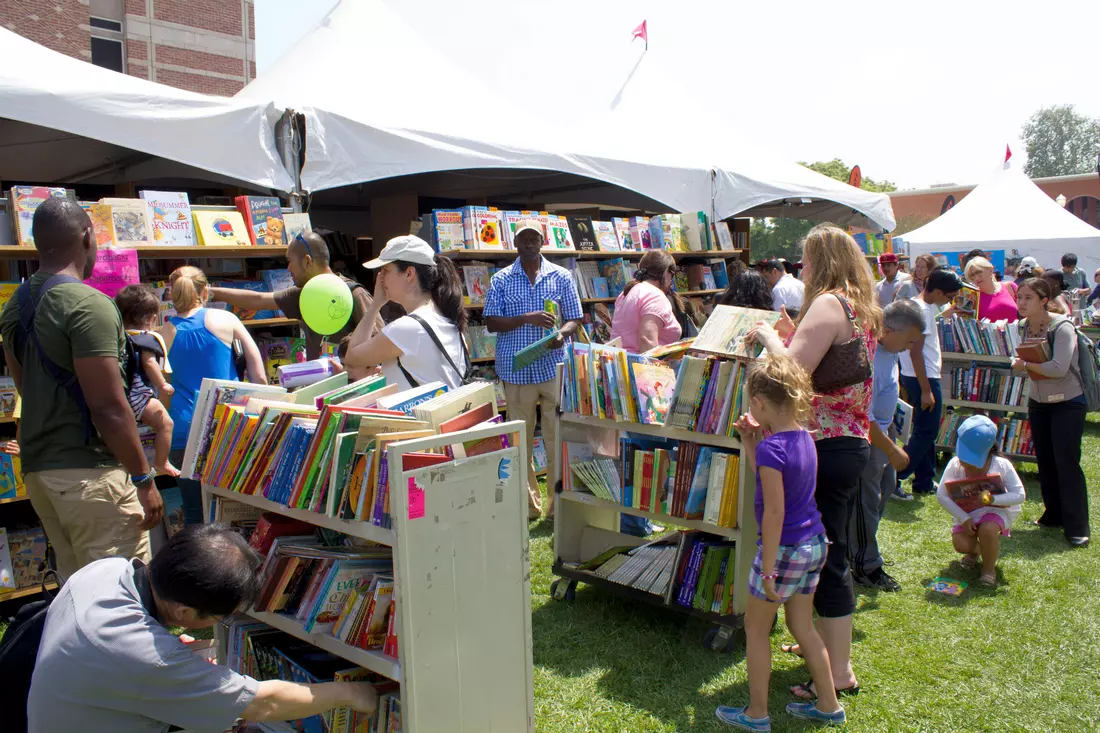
[691,305,780,359]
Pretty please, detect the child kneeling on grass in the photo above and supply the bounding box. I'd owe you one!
[716,353,845,731]
[115,285,179,477]
[937,414,1025,587]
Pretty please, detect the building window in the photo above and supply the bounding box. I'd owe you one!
[89,16,123,32]
[91,37,124,73]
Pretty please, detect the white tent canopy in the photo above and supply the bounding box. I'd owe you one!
[903,163,1100,273]
[0,27,293,192]
[239,0,894,230]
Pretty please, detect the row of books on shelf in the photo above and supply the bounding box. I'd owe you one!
[948,365,1029,407]
[187,373,504,527]
[568,530,738,615]
[564,436,741,528]
[938,315,1024,356]
[420,206,743,253]
[0,526,47,591]
[4,187,309,248]
[226,618,400,733]
[938,410,1034,456]
[852,232,903,256]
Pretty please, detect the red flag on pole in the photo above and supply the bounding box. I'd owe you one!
[1005,144,1012,163]
[632,20,648,50]
[848,165,862,189]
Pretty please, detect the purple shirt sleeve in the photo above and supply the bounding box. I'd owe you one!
[754,436,787,473]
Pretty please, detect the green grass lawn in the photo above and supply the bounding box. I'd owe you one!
[529,418,1100,732]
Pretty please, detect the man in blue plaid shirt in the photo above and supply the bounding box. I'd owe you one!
[484,220,582,520]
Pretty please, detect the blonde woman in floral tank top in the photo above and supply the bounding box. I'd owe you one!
[749,225,882,702]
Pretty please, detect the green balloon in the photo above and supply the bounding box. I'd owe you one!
[300,273,353,335]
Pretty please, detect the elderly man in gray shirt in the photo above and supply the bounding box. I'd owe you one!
[28,524,378,733]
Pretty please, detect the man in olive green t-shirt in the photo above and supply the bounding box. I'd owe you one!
[209,231,382,360]
[0,198,162,579]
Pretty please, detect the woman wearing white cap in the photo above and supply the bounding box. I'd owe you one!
[343,235,469,390]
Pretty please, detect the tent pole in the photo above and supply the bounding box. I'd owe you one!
[275,110,304,212]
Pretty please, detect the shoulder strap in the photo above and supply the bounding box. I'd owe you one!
[834,294,859,338]
[15,274,93,444]
[407,313,471,382]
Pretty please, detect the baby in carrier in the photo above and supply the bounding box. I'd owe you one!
[114,285,178,477]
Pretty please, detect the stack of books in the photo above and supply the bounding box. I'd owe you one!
[949,365,1028,406]
[938,411,1034,456]
[938,316,1023,356]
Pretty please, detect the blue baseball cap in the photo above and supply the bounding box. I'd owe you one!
[956,415,997,467]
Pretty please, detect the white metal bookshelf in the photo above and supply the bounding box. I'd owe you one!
[551,408,755,651]
[204,420,535,732]
[938,351,1035,462]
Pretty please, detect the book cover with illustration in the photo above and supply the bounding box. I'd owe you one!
[682,211,710,251]
[592,220,620,251]
[85,204,116,247]
[953,283,979,318]
[709,260,730,289]
[8,186,70,246]
[472,208,504,250]
[0,528,14,589]
[692,304,781,359]
[140,190,195,245]
[567,216,599,251]
[462,265,490,304]
[611,217,635,250]
[944,473,1005,514]
[8,528,46,588]
[0,376,18,419]
[0,453,20,499]
[599,258,629,298]
[927,577,967,596]
[236,196,286,246]
[629,216,651,250]
[101,198,155,246]
[893,399,914,445]
[161,487,185,538]
[546,215,576,250]
[261,338,307,384]
[282,212,312,242]
[433,209,465,252]
[194,210,251,247]
[714,221,735,251]
[631,361,676,424]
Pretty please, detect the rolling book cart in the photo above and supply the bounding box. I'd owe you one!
[547,304,767,652]
[201,420,535,732]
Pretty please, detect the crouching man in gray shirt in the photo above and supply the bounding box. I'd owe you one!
[28,524,378,733]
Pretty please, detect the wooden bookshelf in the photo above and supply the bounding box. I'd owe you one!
[441,249,744,260]
[0,581,58,602]
[0,416,16,424]
[0,245,287,259]
[0,495,28,505]
[241,317,298,329]
[936,443,1035,463]
[471,356,495,364]
[559,413,741,450]
[247,609,402,682]
[943,399,1027,414]
[559,492,739,539]
[465,288,725,309]
[941,352,1014,364]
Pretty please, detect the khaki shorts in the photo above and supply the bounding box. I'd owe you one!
[25,467,151,580]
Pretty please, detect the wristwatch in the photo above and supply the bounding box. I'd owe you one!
[132,471,156,489]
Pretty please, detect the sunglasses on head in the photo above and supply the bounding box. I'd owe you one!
[294,232,312,259]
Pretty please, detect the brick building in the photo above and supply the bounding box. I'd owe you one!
[1,0,255,96]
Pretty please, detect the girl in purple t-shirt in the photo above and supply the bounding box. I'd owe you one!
[716,353,844,731]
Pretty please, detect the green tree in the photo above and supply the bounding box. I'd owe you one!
[749,218,813,261]
[799,159,897,192]
[1021,105,1100,177]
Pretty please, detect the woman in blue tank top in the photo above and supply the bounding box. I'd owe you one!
[161,266,266,523]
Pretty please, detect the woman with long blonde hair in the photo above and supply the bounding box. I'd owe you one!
[749,224,882,702]
[161,266,265,524]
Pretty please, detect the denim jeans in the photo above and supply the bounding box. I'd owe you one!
[898,375,942,493]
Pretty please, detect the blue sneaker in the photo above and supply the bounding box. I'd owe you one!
[785,701,846,725]
[715,706,771,731]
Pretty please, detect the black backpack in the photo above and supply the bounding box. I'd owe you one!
[0,574,59,733]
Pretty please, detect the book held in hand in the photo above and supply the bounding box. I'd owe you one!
[1015,338,1050,364]
[943,473,1005,513]
[513,331,561,373]
[893,399,913,445]
[692,304,781,359]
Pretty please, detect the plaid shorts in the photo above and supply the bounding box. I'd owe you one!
[749,532,829,603]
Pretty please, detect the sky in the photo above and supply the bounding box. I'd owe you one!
[255,0,1100,191]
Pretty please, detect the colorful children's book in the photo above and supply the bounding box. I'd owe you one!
[628,216,651,250]
[943,473,1006,513]
[8,186,70,246]
[0,453,19,499]
[611,217,634,250]
[714,221,735,251]
[567,216,599,251]
[470,208,504,250]
[592,220,620,251]
[432,209,465,252]
[462,265,490,304]
[926,577,967,596]
[682,212,710,251]
[0,528,13,589]
[599,258,629,298]
[7,528,46,589]
[631,360,676,424]
[101,198,155,246]
[282,212,312,242]
[512,331,561,373]
[193,210,251,247]
[592,277,610,299]
[161,487,186,538]
[140,190,195,245]
[893,399,914,444]
[235,196,286,246]
[692,304,781,358]
[545,215,576,250]
[953,283,979,318]
[85,203,117,247]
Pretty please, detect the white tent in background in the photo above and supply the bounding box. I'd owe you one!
[0,27,293,192]
[902,163,1100,273]
[238,0,894,230]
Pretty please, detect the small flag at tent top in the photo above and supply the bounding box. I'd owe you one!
[632,20,648,49]
[1005,144,1013,165]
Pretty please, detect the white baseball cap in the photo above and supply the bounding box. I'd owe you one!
[363,235,436,269]
[513,219,545,241]
[1019,256,1039,268]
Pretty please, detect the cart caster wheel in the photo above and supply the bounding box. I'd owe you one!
[703,625,739,653]
[550,579,576,602]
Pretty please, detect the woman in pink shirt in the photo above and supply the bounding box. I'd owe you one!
[965,256,1018,322]
[611,250,683,352]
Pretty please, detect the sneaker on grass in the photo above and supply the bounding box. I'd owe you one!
[785,702,846,725]
[854,567,901,592]
[716,706,771,731]
[891,484,914,501]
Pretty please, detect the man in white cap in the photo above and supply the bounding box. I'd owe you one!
[483,220,583,520]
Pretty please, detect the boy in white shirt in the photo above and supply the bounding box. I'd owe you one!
[896,269,962,494]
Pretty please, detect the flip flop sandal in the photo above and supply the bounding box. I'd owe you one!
[960,554,980,569]
[790,679,861,701]
[779,643,803,657]
[979,572,996,587]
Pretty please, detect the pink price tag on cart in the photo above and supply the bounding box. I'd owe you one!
[408,477,425,520]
